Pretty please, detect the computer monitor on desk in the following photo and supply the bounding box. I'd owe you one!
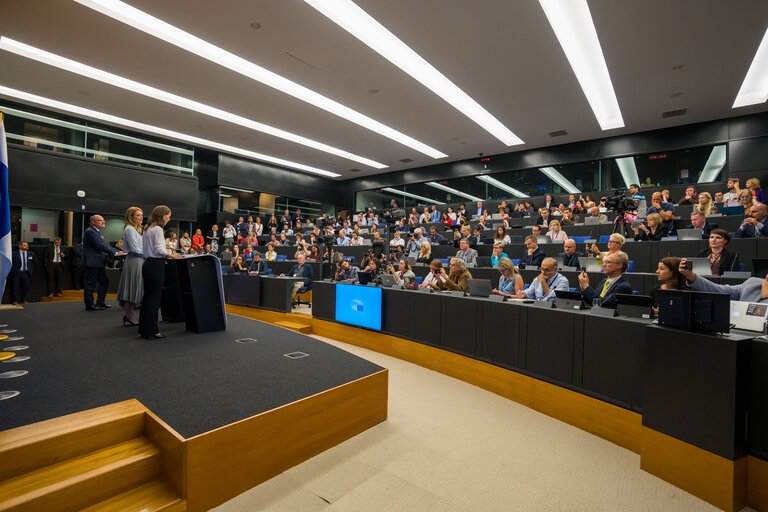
[657,289,730,333]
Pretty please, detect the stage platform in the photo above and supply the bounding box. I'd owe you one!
[0,302,388,511]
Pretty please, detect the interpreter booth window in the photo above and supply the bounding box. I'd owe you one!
[217,188,335,221]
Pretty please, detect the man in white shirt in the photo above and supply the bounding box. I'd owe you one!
[44,237,66,297]
[516,257,569,302]
[722,178,741,207]
[389,230,405,248]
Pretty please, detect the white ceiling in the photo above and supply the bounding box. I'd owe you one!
[1,0,768,181]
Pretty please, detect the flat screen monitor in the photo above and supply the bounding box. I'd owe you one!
[335,283,382,331]
[657,289,730,333]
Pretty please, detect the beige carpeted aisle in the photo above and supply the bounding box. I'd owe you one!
[213,334,730,512]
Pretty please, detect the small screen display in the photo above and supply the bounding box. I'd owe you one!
[335,284,382,331]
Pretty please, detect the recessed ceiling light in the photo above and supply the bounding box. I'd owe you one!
[73,0,447,159]
[250,22,262,30]
[0,36,387,169]
[0,85,342,177]
[539,0,624,131]
[615,157,639,187]
[733,27,768,108]
[697,145,727,183]
[304,0,524,146]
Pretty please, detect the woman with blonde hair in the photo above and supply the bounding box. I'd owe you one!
[547,220,568,242]
[747,178,766,204]
[492,257,525,298]
[632,212,669,241]
[117,206,144,327]
[416,241,432,264]
[695,192,715,216]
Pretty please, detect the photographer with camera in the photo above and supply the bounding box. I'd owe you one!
[406,228,425,259]
[631,213,669,241]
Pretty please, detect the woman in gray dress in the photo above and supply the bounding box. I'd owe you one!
[117,206,144,326]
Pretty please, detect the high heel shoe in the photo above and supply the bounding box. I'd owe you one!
[122,315,139,327]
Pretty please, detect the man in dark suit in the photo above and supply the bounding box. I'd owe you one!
[521,235,545,268]
[281,253,314,305]
[578,251,633,309]
[248,251,268,275]
[43,237,66,297]
[687,211,718,239]
[558,239,586,269]
[11,241,36,305]
[734,203,768,238]
[83,214,120,310]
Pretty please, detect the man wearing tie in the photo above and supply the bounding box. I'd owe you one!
[11,241,36,305]
[83,214,120,311]
[44,237,66,297]
[578,251,633,309]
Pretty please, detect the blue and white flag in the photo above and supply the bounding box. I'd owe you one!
[0,113,11,293]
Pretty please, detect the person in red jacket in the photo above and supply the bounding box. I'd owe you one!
[191,228,205,254]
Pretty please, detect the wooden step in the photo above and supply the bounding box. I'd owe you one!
[0,437,161,512]
[80,479,186,512]
[0,400,147,481]
[274,320,313,334]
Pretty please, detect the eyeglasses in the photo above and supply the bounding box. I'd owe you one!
[607,240,620,244]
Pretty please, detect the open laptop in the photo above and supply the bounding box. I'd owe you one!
[380,274,397,288]
[554,289,584,309]
[676,228,703,241]
[584,216,602,225]
[616,294,654,318]
[357,271,373,285]
[730,301,768,332]
[536,235,549,244]
[467,279,492,298]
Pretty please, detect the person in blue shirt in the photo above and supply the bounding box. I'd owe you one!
[628,184,647,217]
[515,257,569,302]
[521,235,545,268]
[646,191,675,233]
[336,230,351,246]
[490,242,509,267]
[492,257,524,298]
[429,205,441,223]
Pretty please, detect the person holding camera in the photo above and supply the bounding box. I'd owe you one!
[406,228,425,259]
[387,259,416,287]
[679,257,767,301]
[434,258,472,292]
[632,213,669,241]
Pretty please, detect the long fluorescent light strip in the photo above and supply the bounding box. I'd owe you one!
[476,175,529,198]
[698,146,727,183]
[426,182,482,202]
[304,0,523,146]
[539,0,624,130]
[0,86,341,177]
[220,186,256,194]
[381,187,444,205]
[615,157,639,188]
[73,0,447,159]
[538,167,581,193]
[0,37,385,169]
[1,105,194,156]
[733,28,768,107]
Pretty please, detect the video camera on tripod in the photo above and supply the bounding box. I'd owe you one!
[605,188,639,213]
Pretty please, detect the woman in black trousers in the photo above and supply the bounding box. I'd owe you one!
[139,205,181,339]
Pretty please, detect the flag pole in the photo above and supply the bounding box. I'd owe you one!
[0,111,13,305]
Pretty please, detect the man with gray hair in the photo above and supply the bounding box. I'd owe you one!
[406,227,425,259]
[83,214,123,311]
[578,250,633,308]
[516,257,569,302]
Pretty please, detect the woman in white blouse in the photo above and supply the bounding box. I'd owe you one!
[138,205,181,339]
[117,206,144,327]
[547,220,568,242]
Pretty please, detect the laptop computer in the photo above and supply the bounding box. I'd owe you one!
[676,228,703,241]
[616,294,654,318]
[467,279,492,298]
[380,274,397,287]
[584,216,602,225]
[554,289,584,310]
[730,301,768,332]
[357,271,373,285]
[536,235,549,244]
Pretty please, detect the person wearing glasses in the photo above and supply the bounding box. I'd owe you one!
[521,235,545,268]
[434,257,473,292]
[515,257,569,302]
[492,257,525,298]
[589,233,625,261]
[578,251,633,309]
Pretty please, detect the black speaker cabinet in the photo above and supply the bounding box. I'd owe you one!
[166,255,227,333]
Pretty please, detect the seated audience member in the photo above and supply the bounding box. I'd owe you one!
[418,207,430,224]
[739,189,755,215]
[560,208,577,226]
[494,226,511,245]
[490,242,509,267]
[547,220,568,242]
[687,211,718,239]
[734,202,768,238]
[510,203,526,218]
[417,242,432,264]
[535,208,551,227]
[360,249,378,271]
[387,259,416,287]
[468,226,484,248]
[294,241,310,259]
[281,253,314,300]
[632,212,669,241]
[243,243,255,262]
[578,251,633,309]
[646,192,675,233]
[279,233,291,246]
[428,226,446,244]
[530,225,542,236]
[589,233,626,260]
[269,234,280,247]
[166,231,179,252]
[714,191,724,203]
[360,257,384,285]
[583,194,596,208]
[446,207,457,223]
[349,232,364,246]
[455,238,478,266]
[677,186,699,205]
[219,246,233,265]
[542,194,556,212]
[307,244,323,262]
[722,178,741,206]
[697,229,739,275]
[695,192,716,216]
[265,243,277,261]
[747,178,766,204]
[390,230,406,248]
[492,257,525,298]
[474,200,484,217]
[180,231,192,254]
[371,230,383,244]
[521,235,545,268]
[248,252,268,275]
[228,255,248,274]
[396,219,410,233]
[559,239,586,269]
[661,189,673,204]
[650,257,688,315]
[515,257,569,302]
[453,224,472,247]
[203,244,213,255]
[419,259,443,289]
[588,206,608,224]
[572,200,586,215]
[679,257,766,301]
[434,257,472,292]
[430,204,441,223]
[336,229,350,246]
[334,259,360,282]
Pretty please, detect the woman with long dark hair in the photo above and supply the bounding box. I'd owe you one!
[139,205,182,339]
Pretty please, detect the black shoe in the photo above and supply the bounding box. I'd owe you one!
[96,303,113,309]
[122,315,139,327]
[86,305,105,311]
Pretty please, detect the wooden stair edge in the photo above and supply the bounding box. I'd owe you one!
[0,400,148,482]
[274,320,313,333]
[0,437,162,512]
[79,479,186,512]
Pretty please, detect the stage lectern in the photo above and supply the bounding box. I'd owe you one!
[162,254,227,333]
